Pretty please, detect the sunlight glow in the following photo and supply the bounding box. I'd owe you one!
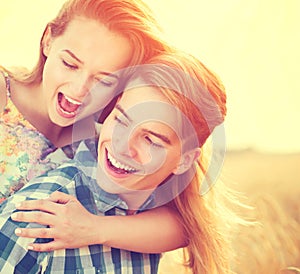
[1,0,299,153]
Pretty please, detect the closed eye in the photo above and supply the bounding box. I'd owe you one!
[62,59,78,70]
[145,136,163,148]
[114,115,128,127]
[98,78,116,87]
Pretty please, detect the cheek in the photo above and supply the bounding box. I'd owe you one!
[43,58,63,89]
[88,85,117,112]
[98,121,114,144]
[141,147,168,174]
[150,148,181,174]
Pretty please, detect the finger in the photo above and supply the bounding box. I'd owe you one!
[27,241,64,252]
[47,191,76,204]
[11,211,55,226]
[15,227,53,239]
[15,199,60,214]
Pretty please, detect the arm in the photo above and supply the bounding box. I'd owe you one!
[12,191,187,253]
[101,205,186,252]
[0,69,7,112]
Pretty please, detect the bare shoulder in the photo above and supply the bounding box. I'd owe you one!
[0,70,7,112]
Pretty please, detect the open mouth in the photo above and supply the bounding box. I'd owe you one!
[58,92,82,116]
[106,150,137,175]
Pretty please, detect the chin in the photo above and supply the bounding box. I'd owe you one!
[96,163,121,194]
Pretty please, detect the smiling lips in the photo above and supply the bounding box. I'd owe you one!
[107,150,137,175]
[58,92,82,117]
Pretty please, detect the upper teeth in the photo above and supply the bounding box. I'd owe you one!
[107,151,137,172]
[64,94,82,105]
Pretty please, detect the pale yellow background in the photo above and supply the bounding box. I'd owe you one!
[1,0,299,153]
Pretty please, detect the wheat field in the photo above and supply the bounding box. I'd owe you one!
[158,150,300,274]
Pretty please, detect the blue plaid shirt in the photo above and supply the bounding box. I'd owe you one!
[0,140,160,274]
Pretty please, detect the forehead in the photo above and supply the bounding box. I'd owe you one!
[119,86,168,106]
[118,86,180,130]
[53,17,133,72]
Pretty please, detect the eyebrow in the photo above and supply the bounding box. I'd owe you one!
[115,104,132,122]
[116,104,171,145]
[62,49,119,79]
[142,129,171,145]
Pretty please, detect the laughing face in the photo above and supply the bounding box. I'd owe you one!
[96,85,191,207]
[42,16,133,127]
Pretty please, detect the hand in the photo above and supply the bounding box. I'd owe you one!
[11,191,101,252]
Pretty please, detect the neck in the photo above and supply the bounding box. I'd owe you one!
[10,81,58,140]
[119,189,153,211]
[47,117,97,148]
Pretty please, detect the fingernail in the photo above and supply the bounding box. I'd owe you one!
[11,213,17,220]
[15,228,21,235]
[27,245,34,250]
[15,203,21,208]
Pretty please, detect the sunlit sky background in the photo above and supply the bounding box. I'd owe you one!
[0,0,299,153]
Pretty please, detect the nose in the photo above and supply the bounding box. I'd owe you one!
[71,74,92,99]
[112,129,138,159]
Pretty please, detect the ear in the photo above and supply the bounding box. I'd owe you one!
[173,148,201,175]
[42,26,53,57]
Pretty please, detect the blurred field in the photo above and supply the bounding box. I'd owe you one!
[158,149,300,273]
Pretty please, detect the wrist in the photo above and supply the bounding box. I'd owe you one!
[91,215,112,246]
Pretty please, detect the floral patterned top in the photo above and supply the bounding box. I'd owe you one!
[0,70,69,202]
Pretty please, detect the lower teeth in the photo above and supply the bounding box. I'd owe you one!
[61,108,75,115]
